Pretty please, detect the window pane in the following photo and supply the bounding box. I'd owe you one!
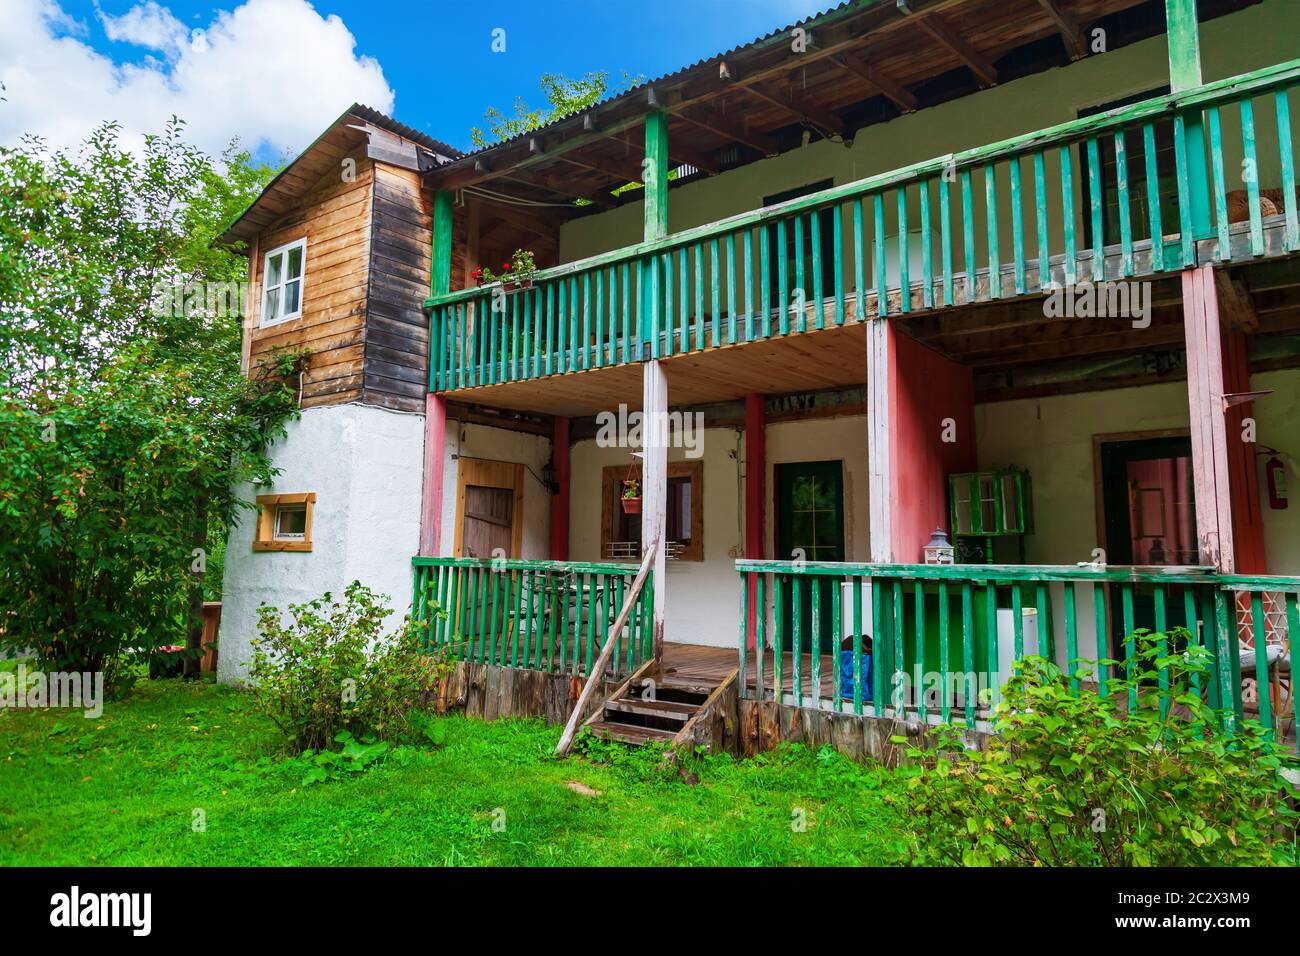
[274,505,306,537]
[286,244,303,279]
[265,252,283,289]
[263,287,280,322]
[283,279,301,316]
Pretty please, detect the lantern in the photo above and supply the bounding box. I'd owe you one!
[923,528,955,565]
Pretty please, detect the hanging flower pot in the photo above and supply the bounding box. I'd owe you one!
[621,478,641,514]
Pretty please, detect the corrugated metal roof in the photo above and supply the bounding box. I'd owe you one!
[349,103,463,160]
[449,0,866,160]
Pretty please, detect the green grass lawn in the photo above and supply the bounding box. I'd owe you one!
[0,678,913,866]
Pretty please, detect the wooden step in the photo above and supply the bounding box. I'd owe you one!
[586,719,679,746]
[604,698,697,723]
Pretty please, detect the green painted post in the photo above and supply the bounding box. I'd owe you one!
[1166,0,1213,239]
[430,190,454,387]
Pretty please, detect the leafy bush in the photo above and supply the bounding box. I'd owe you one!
[292,731,391,786]
[247,582,452,753]
[890,635,1299,866]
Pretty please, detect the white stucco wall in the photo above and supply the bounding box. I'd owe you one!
[568,416,872,647]
[439,422,552,559]
[219,402,425,684]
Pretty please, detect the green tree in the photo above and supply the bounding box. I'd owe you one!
[0,118,302,693]
[470,71,639,147]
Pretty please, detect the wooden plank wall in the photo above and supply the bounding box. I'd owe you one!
[737,699,989,765]
[365,164,436,413]
[442,660,622,726]
[248,144,373,408]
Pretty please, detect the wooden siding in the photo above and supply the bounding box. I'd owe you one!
[247,144,372,409]
[364,163,434,412]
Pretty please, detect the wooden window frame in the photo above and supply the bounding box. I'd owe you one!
[600,460,704,562]
[260,237,307,327]
[253,492,316,552]
[453,457,525,558]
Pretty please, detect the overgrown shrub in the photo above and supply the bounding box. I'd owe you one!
[247,582,452,753]
[890,636,1299,866]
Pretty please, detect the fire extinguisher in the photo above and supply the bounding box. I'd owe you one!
[1265,455,1289,510]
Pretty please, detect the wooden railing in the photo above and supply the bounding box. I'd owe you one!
[426,59,1300,392]
[735,560,1300,738]
[412,557,654,678]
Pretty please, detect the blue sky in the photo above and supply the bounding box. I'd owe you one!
[19,0,830,158]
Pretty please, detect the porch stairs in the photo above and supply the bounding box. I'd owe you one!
[584,677,714,746]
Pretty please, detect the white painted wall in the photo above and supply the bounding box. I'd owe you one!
[568,416,872,647]
[219,402,425,684]
[439,422,552,559]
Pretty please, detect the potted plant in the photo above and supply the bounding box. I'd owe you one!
[621,478,641,514]
[472,248,537,292]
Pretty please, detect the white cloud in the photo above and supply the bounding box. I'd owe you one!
[0,0,395,157]
[98,1,187,57]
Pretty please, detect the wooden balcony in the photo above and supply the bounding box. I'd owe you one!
[424,59,1300,414]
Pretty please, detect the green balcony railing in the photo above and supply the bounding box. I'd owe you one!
[736,560,1300,740]
[426,58,1300,393]
[412,557,653,678]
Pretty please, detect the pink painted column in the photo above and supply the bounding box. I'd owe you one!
[419,393,447,556]
[550,417,571,560]
[1182,265,1236,572]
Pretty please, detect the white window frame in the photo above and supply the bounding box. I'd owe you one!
[260,238,307,327]
[272,503,308,541]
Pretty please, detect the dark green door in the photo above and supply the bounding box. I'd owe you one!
[776,461,845,652]
[1099,435,1197,657]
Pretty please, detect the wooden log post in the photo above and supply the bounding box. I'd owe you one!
[643,360,669,663]
[1182,264,1236,571]
[641,105,670,664]
[420,189,455,557]
[1166,0,1212,238]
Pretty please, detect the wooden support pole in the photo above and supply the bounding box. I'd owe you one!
[643,110,669,242]
[421,189,456,558]
[1166,0,1212,237]
[550,417,571,560]
[419,394,447,556]
[430,190,455,297]
[744,393,766,650]
[642,360,669,663]
[1182,264,1236,571]
[866,318,893,562]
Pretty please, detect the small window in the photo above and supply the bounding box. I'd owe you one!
[254,493,316,552]
[601,462,703,562]
[260,239,306,326]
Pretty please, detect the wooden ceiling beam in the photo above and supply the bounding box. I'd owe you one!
[672,105,778,156]
[609,131,719,176]
[1035,0,1087,59]
[915,14,998,87]
[496,171,616,209]
[743,82,847,138]
[557,153,642,187]
[828,52,919,113]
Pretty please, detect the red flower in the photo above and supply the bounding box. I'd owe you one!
[471,267,483,280]
[502,261,511,271]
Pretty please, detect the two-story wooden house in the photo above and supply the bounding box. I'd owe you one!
[220,0,1300,757]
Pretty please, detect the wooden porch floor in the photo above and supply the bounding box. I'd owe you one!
[662,641,837,700]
